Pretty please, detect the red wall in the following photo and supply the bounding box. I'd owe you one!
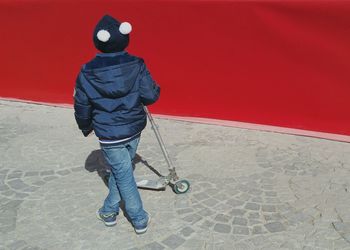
[1,0,350,135]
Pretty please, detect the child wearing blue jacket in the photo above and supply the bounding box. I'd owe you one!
[74,15,160,234]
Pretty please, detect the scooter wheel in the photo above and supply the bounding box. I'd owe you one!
[173,180,190,194]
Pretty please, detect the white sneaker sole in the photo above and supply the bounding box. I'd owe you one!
[135,216,151,234]
[96,211,117,227]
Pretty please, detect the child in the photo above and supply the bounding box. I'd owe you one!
[73,15,160,234]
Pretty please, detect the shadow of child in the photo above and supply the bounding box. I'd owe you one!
[84,149,111,187]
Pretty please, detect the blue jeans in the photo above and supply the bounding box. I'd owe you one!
[100,137,148,228]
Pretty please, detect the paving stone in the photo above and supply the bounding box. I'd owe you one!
[7,173,22,179]
[0,224,16,233]
[232,217,248,226]
[276,204,292,213]
[301,246,318,250]
[2,190,15,197]
[285,170,297,176]
[264,222,285,233]
[232,226,250,235]
[213,223,231,234]
[245,203,260,211]
[214,214,231,223]
[0,223,16,233]
[174,198,191,209]
[226,199,245,207]
[197,182,213,188]
[248,188,263,196]
[193,192,210,201]
[202,198,219,207]
[180,226,195,237]
[262,205,276,212]
[0,184,9,191]
[264,197,280,204]
[285,211,312,224]
[233,242,254,250]
[238,184,250,192]
[252,225,265,234]
[43,176,58,182]
[198,208,215,217]
[206,188,221,196]
[237,193,252,201]
[247,235,270,246]
[182,214,202,224]
[260,178,275,185]
[261,185,274,190]
[0,169,9,174]
[161,234,185,249]
[142,242,165,250]
[251,197,263,203]
[264,191,277,197]
[215,240,238,250]
[56,170,71,176]
[14,192,29,199]
[12,170,23,174]
[261,171,275,177]
[32,181,45,186]
[230,209,246,216]
[22,186,39,193]
[7,240,26,250]
[215,192,229,200]
[22,247,41,250]
[40,170,54,176]
[247,212,260,220]
[226,189,240,196]
[248,219,262,226]
[180,237,206,249]
[24,172,39,177]
[4,200,23,209]
[176,208,194,215]
[7,179,29,190]
[214,203,234,213]
[71,166,83,172]
[263,213,282,221]
[192,203,205,210]
[199,220,215,229]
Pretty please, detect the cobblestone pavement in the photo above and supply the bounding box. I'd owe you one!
[1,100,350,250]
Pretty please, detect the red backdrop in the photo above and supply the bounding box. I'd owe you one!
[1,0,350,135]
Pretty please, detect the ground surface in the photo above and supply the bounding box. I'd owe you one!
[1,100,350,250]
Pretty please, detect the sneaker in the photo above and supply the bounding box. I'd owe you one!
[96,210,117,227]
[134,215,151,234]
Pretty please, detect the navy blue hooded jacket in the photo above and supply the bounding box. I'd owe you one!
[74,51,160,141]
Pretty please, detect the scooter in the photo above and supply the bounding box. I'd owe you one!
[135,106,190,194]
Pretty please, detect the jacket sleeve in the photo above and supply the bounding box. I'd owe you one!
[139,62,161,106]
[73,72,93,136]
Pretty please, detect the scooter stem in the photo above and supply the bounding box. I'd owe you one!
[143,106,176,174]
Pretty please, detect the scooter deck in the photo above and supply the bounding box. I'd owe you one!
[135,177,168,190]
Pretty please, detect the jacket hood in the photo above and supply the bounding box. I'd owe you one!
[82,59,141,98]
